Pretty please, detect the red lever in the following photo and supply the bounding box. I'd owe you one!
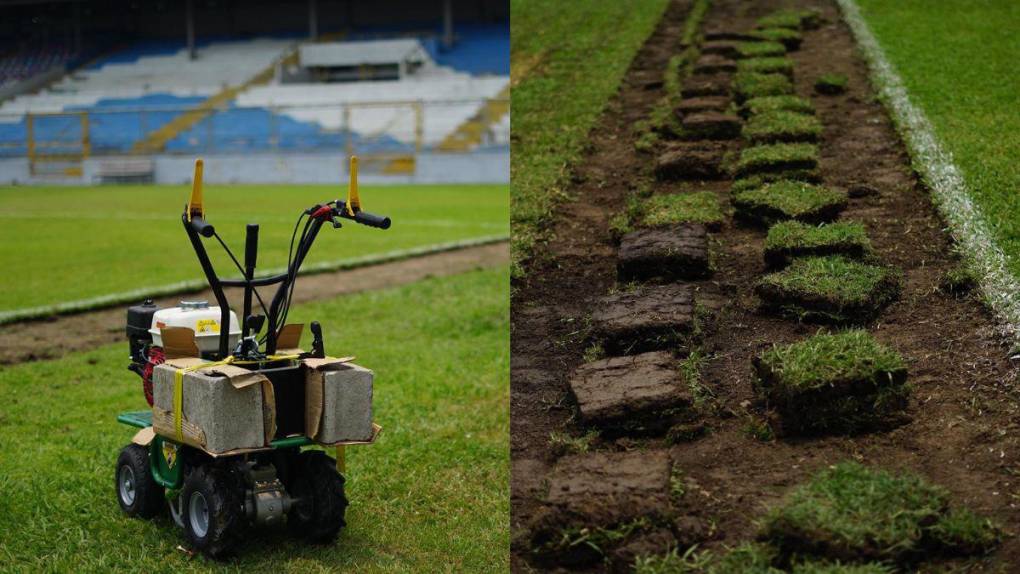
[311,205,333,221]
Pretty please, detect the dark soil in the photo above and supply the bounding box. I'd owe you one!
[511,0,1020,571]
[0,241,508,365]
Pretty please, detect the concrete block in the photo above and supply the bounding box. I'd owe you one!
[306,362,374,443]
[152,361,269,454]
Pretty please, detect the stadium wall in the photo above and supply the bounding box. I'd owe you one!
[0,149,508,185]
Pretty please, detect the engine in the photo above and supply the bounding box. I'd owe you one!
[126,299,241,405]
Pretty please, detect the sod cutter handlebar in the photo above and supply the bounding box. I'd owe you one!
[182,156,390,359]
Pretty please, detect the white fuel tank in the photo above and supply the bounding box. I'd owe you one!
[149,300,241,354]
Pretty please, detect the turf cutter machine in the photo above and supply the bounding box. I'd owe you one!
[115,157,389,557]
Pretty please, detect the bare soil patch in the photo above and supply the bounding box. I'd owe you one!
[0,242,508,365]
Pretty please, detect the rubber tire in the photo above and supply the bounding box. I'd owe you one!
[288,451,348,543]
[180,464,246,558]
[115,444,164,519]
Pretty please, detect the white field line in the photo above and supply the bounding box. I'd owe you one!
[838,0,1020,345]
[0,234,508,325]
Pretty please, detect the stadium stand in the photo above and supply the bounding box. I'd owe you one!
[0,34,508,158]
[0,45,79,88]
[0,0,508,183]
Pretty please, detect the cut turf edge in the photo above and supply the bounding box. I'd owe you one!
[836,0,1020,347]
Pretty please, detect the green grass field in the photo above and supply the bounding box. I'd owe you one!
[0,266,509,572]
[0,184,508,313]
[510,0,669,276]
[855,1,1020,277]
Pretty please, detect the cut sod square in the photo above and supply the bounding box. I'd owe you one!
[736,41,786,59]
[676,96,730,115]
[701,40,740,59]
[569,351,693,433]
[733,143,819,177]
[752,330,908,434]
[731,169,823,193]
[655,142,727,180]
[734,72,794,103]
[741,95,815,118]
[617,224,710,282]
[755,256,900,324]
[815,73,849,95]
[694,53,737,75]
[591,283,699,355]
[749,28,803,50]
[758,462,966,564]
[640,191,726,231]
[756,9,822,31]
[732,181,845,226]
[531,450,674,566]
[703,26,756,42]
[682,74,732,98]
[736,57,795,79]
[681,111,742,140]
[764,221,873,268]
[743,111,823,144]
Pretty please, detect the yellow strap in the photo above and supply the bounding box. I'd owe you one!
[171,354,301,442]
[336,445,346,473]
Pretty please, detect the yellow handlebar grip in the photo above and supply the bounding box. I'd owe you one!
[188,158,205,221]
[345,156,360,216]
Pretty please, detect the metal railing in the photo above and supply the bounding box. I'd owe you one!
[0,97,510,175]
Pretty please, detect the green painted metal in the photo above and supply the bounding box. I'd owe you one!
[117,410,152,429]
[271,435,313,449]
[149,435,182,489]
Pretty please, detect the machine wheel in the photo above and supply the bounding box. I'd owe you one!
[288,451,348,543]
[115,444,164,518]
[180,465,245,558]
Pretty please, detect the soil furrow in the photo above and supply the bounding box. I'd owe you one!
[0,241,508,365]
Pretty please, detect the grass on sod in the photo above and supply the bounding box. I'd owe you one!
[741,95,816,118]
[0,184,508,313]
[734,143,819,177]
[743,111,823,144]
[510,0,670,276]
[734,72,795,103]
[748,28,803,50]
[760,462,999,564]
[753,329,908,434]
[855,1,1020,280]
[640,191,727,229]
[764,220,872,267]
[733,181,844,225]
[742,94,811,118]
[0,266,509,572]
[736,57,795,79]
[757,9,823,31]
[736,41,787,60]
[815,73,849,95]
[731,169,823,194]
[755,329,906,397]
[756,255,898,320]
